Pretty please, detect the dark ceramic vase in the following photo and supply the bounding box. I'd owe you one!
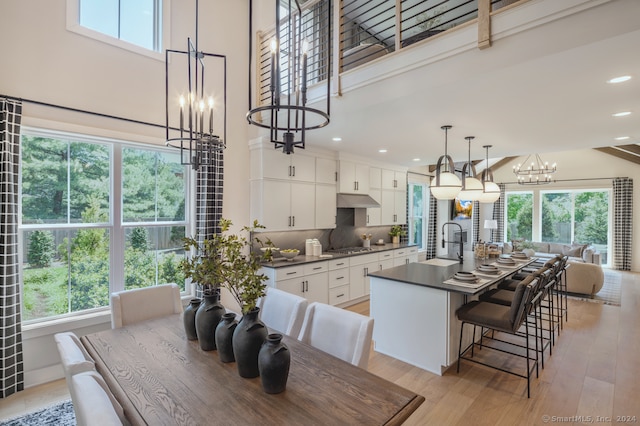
[215,312,238,363]
[258,333,290,394]
[195,290,225,351]
[183,298,202,340]
[232,307,268,378]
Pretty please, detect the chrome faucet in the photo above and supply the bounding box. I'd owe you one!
[442,221,464,263]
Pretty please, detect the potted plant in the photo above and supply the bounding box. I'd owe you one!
[389,225,406,244]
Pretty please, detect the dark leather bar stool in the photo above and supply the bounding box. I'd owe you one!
[456,276,538,398]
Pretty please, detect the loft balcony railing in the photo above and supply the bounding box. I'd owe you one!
[255,0,525,106]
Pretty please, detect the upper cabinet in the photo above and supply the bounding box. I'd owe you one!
[338,160,370,194]
[381,169,407,192]
[259,148,316,182]
[316,157,338,184]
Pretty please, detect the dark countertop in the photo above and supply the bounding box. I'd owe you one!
[261,243,418,269]
[368,256,537,295]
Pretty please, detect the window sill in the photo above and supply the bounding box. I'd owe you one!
[23,309,112,339]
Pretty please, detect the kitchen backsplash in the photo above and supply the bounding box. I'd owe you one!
[252,225,406,255]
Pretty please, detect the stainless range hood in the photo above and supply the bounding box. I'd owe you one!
[336,193,380,209]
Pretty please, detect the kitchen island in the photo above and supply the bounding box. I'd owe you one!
[368,255,535,375]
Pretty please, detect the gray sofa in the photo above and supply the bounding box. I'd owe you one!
[504,241,604,296]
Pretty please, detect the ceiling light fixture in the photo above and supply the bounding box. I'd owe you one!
[246,0,331,154]
[458,136,483,201]
[608,76,631,84]
[478,145,501,203]
[165,0,226,169]
[512,152,557,185]
[332,137,342,142]
[613,111,631,117]
[615,136,630,141]
[430,125,461,200]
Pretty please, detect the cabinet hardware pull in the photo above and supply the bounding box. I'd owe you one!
[313,266,322,270]
[364,267,368,276]
[367,214,369,224]
[289,165,292,177]
[337,293,344,297]
[301,281,305,292]
[337,262,345,266]
[286,272,297,275]
[292,166,295,176]
[305,281,309,292]
[292,216,295,226]
[337,276,344,280]
[334,171,338,182]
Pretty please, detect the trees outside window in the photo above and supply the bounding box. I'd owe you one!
[408,182,428,250]
[506,192,533,241]
[20,132,188,322]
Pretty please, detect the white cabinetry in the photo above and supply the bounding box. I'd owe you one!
[315,157,337,229]
[349,253,379,300]
[378,169,407,225]
[381,169,407,191]
[316,157,337,184]
[338,160,370,194]
[260,148,316,182]
[251,180,315,230]
[265,262,328,304]
[328,258,350,305]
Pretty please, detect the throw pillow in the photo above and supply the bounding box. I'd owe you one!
[562,245,581,257]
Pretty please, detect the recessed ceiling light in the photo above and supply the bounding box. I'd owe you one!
[615,136,630,141]
[332,137,342,142]
[607,76,631,84]
[378,149,387,153]
[613,111,632,117]
[413,158,421,162]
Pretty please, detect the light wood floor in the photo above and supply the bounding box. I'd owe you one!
[2,271,639,425]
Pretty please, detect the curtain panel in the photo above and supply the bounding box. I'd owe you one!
[613,178,633,271]
[472,201,480,245]
[195,150,224,242]
[426,193,438,259]
[0,98,23,398]
[492,183,506,243]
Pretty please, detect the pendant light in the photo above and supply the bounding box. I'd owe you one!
[479,144,501,204]
[458,136,483,201]
[431,125,461,200]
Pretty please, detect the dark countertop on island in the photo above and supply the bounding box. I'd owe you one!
[368,255,537,295]
[261,243,418,269]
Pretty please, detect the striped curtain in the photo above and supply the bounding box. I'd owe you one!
[195,149,224,241]
[472,201,480,244]
[492,183,506,242]
[613,178,633,271]
[426,193,438,259]
[0,98,23,398]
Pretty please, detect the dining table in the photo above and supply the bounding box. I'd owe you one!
[81,314,424,425]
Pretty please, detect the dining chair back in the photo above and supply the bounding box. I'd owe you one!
[298,302,374,369]
[257,287,308,337]
[110,283,182,329]
[71,371,126,426]
[54,331,95,383]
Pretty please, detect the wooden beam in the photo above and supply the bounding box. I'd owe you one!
[594,147,640,165]
[478,0,491,49]
[615,144,640,156]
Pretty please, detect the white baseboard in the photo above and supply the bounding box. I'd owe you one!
[24,364,65,389]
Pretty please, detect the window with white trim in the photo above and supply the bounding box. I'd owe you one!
[408,178,429,250]
[20,129,189,323]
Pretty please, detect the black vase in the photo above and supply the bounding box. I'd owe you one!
[183,298,202,340]
[195,290,225,351]
[232,307,268,378]
[258,333,291,394]
[215,312,238,363]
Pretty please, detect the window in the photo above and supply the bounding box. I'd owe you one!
[408,181,428,250]
[20,130,188,323]
[505,192,533,241]
[541,190,610,264]
[67,0,165,57]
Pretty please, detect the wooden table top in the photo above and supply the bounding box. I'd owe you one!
[81,314,424,426]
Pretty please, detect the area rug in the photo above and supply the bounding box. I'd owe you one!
[0,400,75,426]
[567,269,621,307]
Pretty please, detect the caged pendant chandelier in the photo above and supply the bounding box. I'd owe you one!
[165,0,227,169]
[431,125,462,200]
[246,0,331,155]
[458,136,484,201]
[512,153,557,185]
[478,145,501,204]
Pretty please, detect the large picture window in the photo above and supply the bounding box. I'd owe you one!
[20,131,188,323]
[408,181,428,250]
[505,192,533,241]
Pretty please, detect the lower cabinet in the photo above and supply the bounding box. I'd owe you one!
[263,262,328,305]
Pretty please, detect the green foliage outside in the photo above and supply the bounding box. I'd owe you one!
[21,137,187,321]
[506,193,533,241]
[27,230,55,267]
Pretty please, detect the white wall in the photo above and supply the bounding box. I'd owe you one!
[490,148,640,272]
[0,0,251,386]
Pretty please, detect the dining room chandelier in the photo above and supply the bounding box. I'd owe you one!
[431,125,462,200]
[458,136,484,201]
[246,0,331,155]
[165,0,227,169]
[512,153,557,185]
[478,145,501,204]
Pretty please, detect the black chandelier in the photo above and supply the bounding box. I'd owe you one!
[512,153,557,185]
[165,0,227,169]
[246,0,331,154]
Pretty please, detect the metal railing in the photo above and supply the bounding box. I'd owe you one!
[255,0,525,106]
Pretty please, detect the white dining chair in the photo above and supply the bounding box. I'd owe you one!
[110,283,182,329]
[71,371,126,426]
[54,331,95,383]
[298,302,374,369]
[257,287,308,337]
